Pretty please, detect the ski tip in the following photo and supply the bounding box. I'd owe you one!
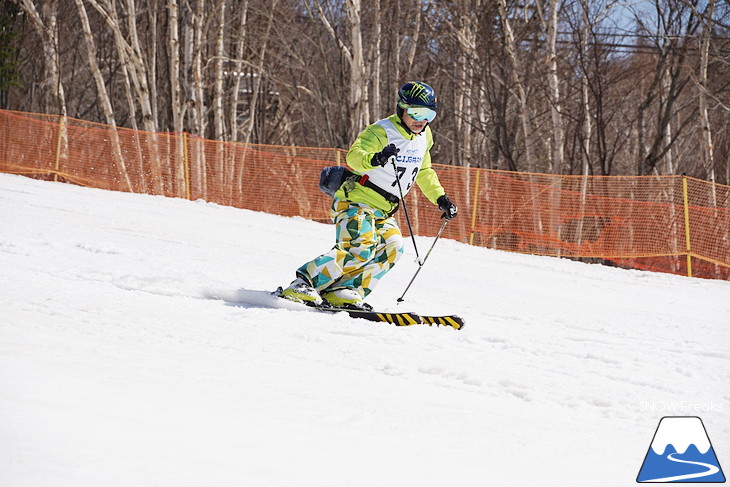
[422,315,465,330]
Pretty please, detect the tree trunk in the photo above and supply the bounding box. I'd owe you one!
[371,0,381,119]
[167,0,186,197]
[498,0,543,238]
[190,0,206,138]
[190,0,206,197]
[313,0,368,140]
[213,0,226,142]
[16,0,68,177]
[497,0,536,172]
[87,0,161,191]
[148,2,159,127]
[698,0,716,185]
[243,0,277,145]
[404,2,421,77]
[121,0,156,134]
[229,1,249,143]
[18,0,67,118]
[543,0,564,173]
[454,0,477,168]
[73,0,133,192]
[346,0,368,138]
[577,0,592,248]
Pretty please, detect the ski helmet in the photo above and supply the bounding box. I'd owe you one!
[397,81,438,123]
[397,81,438,110]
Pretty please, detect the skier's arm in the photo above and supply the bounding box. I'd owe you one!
[346,124,389,174]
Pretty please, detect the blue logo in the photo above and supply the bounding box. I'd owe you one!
[637,416,725,483]
[395,154,422,164]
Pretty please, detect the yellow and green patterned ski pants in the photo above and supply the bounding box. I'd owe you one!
[297,199,404,298]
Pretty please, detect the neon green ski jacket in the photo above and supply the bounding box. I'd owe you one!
[336,113,446,214]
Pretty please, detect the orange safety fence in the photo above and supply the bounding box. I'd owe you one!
[2,109,729,281]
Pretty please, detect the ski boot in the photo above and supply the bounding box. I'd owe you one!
[322,288,373,311]
[279,277,323,306]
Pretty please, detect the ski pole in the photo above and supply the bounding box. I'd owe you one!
[397,218,449,304]
[391,159,422,264]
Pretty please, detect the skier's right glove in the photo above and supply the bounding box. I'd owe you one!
[371,143,399,167]
[437,195,458,220]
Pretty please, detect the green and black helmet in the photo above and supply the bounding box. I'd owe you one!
[397,81,438,123]
[398,81,438,109]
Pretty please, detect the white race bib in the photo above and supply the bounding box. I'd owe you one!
[364,119,428,198]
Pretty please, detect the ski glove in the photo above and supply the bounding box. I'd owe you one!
[371,143,400,167]
[437,195,458,220]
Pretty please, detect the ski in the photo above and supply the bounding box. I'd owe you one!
[272,288,464,329]
[320,307,423,326]
[421,315,465,330]
[322,307,464,329]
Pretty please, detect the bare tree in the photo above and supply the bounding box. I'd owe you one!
[73,0,133,191]
[4,0,729,185]
[212,0,226,142]
[307,0,369,140]
[696,0,716,184]
[450,0,479,168]
[0,4,22,109]
[167,0,183,136]
[14,0,67,118]
[228,1,249,143]
[369,0,382,119]
[14,0,68,182]
[634,0,697,176]
[535,0,565,173]
[498,0,537,172]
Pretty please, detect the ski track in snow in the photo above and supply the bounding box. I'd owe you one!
[1,174,729,487]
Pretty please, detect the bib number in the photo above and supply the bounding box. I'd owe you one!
[391,166,419,191]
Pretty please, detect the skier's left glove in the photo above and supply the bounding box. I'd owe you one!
[437,195,458,220]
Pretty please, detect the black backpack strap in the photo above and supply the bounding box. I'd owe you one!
[356,174,400,204]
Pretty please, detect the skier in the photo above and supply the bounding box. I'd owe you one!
[280,81,458,310]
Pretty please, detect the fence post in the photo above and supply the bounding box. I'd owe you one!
[469,169,481,245]
[183,132,191,200]
[53,115,65,182]
[682,175,692,277]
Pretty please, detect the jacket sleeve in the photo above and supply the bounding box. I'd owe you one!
[415,128,446,205]
[346,123,389,174]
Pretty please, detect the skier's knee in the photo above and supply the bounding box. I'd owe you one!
[389,234,405,264]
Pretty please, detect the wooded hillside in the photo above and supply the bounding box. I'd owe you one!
[3,0,729,182]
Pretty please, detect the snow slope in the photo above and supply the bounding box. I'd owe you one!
[1,173,728,486]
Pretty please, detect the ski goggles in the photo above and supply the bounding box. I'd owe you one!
[404,105,437,123]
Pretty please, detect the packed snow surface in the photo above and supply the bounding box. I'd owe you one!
[1,173,728,486]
